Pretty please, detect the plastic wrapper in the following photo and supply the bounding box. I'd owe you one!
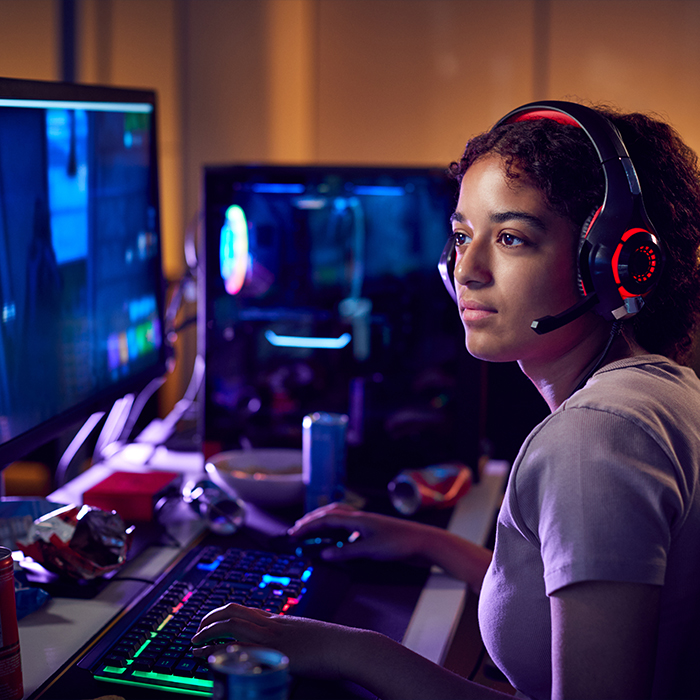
[0,498,65,550]
[14,566,50,619]
[16,504,133,580]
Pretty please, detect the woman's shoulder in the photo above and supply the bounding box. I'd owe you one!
[515,354,700,495]
[563,354,700,421]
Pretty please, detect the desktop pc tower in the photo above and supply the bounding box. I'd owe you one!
[198,164,491,496]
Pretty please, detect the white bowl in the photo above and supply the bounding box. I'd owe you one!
[205,448,304,508]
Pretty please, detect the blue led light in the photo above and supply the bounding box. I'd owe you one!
[301,568,312,582]
[353,185,405,196]
[251,183,305,194]
[197,556,223,571]
[261,574,291,586]
[264,330,351,349]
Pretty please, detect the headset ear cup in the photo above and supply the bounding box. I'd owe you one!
[614,229,664,297]
[577,207,600,297]
[438,236,458,303]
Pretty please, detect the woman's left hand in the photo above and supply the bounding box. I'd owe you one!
[190,602,361,679]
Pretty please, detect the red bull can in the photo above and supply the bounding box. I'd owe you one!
[302,412,348,513]
[388,462,473,515]
[0,547,22,700]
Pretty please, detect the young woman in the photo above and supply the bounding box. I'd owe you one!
[192,103,700,700]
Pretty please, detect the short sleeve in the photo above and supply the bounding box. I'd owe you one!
[510,406,684,595]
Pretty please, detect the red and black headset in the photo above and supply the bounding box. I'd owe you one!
[438,100,665,334]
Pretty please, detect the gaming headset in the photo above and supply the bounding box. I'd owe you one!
[438,100,665,334]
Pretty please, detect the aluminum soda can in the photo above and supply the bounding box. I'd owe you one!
[0,547,22,700]
[209,645,289,700]
[388,462,473,516]
[302,411,348,513]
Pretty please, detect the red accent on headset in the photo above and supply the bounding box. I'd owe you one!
[612,228,657,298]
[508,110,580,127]
[584,207,602,239]
[579,207,602,297]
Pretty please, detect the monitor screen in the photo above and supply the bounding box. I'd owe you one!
[0,77,167,469]
[200,164,485,490]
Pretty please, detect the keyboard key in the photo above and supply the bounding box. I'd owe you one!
[174,658,198,676]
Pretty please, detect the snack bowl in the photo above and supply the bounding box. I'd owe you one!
[204,448,304,508]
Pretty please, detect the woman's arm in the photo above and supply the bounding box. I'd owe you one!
[550,580,661,700]
[191,603,513,700]
[289,503,493,591]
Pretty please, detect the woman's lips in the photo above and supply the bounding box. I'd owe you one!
[460,300,496,322]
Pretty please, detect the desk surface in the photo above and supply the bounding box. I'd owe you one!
[18,452,506,699]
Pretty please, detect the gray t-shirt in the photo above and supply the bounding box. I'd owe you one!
[478,355,700,700]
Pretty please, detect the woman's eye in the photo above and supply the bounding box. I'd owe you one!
[452,231,470,247]
[499,232,525,247]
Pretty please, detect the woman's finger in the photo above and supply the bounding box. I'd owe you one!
[288,506,364,537]
[190,641,229,659]
[204,601,275,626]
[193,604,272,646]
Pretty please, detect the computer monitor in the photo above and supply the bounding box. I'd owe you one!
[200,164,487,491]
[0,77,167,473]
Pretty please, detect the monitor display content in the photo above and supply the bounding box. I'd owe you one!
[0,77,167,469]
[201,165,483,489]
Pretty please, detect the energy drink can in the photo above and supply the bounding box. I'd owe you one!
[388,462,473,516]
[0,547,22,700]
[302,412,348,513]
[209,645,289,700]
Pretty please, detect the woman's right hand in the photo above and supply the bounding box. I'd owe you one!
[289,502,494,590]
[288,502,431,563]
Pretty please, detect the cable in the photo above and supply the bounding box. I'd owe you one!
[54,410,105,487]
[468,643,488,682]
[571,321,622,396]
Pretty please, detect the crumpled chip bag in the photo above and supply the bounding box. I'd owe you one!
[16,504,133,579]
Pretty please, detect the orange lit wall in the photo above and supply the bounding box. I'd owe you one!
[3,0,700,409]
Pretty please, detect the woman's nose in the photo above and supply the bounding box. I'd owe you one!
[453,238,492,288]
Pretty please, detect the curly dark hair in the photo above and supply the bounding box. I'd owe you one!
[448,106,700,364]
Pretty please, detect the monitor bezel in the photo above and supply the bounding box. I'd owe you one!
[0,76,169,470]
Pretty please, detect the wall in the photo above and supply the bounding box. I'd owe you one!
[0,0,59,81]
[2,0,700,412]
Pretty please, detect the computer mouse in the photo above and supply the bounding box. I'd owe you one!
[291,528,361,559]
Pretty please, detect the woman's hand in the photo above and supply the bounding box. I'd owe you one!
[288,502,430,563]
[190,601,509,700]
[289,502,493,590]
[191,602,366,679]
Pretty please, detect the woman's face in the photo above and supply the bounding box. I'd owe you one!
[452,154,597,368]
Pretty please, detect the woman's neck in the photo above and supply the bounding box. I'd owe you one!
[521,326,646,412]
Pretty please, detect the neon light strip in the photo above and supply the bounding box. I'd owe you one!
[251,183,305,194]
[353,185,405,196]
[0,98,153,112]
[264,330,351,349]
[131,670,213,688]
[95,673,212,696]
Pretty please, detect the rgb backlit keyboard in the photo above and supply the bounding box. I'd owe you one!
[79,544,314,696]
